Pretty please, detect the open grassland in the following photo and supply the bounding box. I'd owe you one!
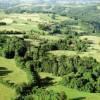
[0,57,28,84]
[49,50,77,56]
[49,35,100,62]
[0,13,70,33]
[0,57,30,100]
[0,12,87,35]
[80,36,100,62]
[39,34,65,41]
[49,50,100,62]
[0,83,16,100]
[40,72,100,100]
[70,25,86,33]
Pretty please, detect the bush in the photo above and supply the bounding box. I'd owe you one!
[0,22,7,25]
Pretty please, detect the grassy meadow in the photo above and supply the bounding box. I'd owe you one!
[0,57,29,100]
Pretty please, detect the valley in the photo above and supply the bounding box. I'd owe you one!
[0,1,100,100]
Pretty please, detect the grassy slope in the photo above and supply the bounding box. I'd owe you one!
[80,36,100,62]
[0,12,100,99]
[0,83,16,100]
[0,57,28,84]
[40,72,100,100]
[49,35,100,62]
[0,57,29,100]
[0,13,69,33]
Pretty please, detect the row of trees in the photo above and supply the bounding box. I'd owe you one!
[16,87,67,100]
[0,30,25,34]
[38,20,91,35]
[38,23,61,34]
[2,37,27,58]
[0,22,6,25]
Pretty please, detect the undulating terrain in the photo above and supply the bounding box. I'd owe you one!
[0,0,100,100]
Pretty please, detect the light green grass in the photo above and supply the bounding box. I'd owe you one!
[0,57,29,100]
[0,57,28,84]
[80,36,100,62]
[39,72,62,83]
[0,83,16,100]
[39,34,65,41]
[49,50,100,62]
[49,50,77,56]
[48,35,100,62]
[47,85,100,100]
[0,13,70,33]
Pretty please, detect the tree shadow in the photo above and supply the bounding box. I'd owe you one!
[70,97,86,100]
[0,67,8,70]
[40,76,55,87]
[0,67,12,76]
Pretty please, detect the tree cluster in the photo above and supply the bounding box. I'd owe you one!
[0,22,7,25]
[0,30,25,34]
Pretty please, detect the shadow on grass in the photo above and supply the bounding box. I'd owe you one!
[40,76,55,87]
[70,97,86,100]
[0,67,12,76]
[0,67,8,70]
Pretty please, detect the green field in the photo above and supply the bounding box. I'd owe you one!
[48,35,100,62]
[0,13,69,33]
[0,57,29,100]
[0,57,28,84]
[0,83,16,100]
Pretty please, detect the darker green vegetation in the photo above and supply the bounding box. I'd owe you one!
[65,6,100,33]
[0,22,7,26]
[0,30,25,34]
[0,67,12,76]
[16,87,67,100]
[38,55,100,93]
[2,35,98,93]
[2,37,27,58]
[38,23,61,34]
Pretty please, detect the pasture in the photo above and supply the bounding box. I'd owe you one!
[0,57,29,100]
[0,13,69,33]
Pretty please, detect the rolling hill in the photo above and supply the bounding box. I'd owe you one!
[0,0,100,9]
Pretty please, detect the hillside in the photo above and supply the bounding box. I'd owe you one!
[0,1,100,100]
[0,0,100,9]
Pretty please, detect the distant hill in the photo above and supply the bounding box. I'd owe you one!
[0,0,100,9]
